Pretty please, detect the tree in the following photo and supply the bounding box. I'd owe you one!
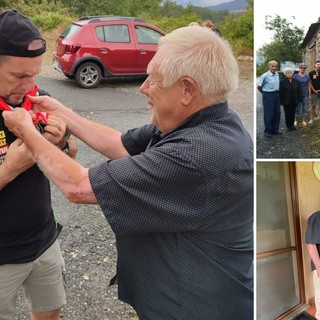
[219,0,253,55]
[257,15,304,75]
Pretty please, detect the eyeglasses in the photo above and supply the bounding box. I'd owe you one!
[300,67,306,69]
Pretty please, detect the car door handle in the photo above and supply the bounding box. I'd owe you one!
[100,48,108,52]
[139,49,147,54]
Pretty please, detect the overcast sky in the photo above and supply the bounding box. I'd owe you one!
[174,0,229,7]
[255,0,319,50]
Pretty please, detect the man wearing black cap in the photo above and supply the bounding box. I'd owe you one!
[0,10,77,320]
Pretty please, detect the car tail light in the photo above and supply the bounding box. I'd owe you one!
[65,45,81,54]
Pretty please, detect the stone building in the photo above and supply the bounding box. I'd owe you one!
[300,18,320,71]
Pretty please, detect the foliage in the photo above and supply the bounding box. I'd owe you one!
[219,0,253,55]
[257,14,304,76]
[0,0,75,28]
[189,5,229,23]
[0,0,253,57]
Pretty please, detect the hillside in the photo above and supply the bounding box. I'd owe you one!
[207,0,248,12]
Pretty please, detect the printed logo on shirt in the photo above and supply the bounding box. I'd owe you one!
[0,130,8,164]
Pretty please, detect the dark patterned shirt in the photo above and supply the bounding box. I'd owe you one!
[305,211,320,271]
[89,102,253,320]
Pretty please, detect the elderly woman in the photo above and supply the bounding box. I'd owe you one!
[294,63,310,126]
[279,67,302,131]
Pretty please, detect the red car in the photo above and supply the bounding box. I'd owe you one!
[53,16,166,88]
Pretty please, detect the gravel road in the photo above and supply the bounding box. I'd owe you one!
[15,61,253,320]
[256,88,320,159]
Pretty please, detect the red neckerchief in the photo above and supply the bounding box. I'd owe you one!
[0,84,49,125]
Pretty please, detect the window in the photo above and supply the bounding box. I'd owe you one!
[95,25,130,43]
[256,162,305,319]
[135,26,163,44]
[59,24,82,39]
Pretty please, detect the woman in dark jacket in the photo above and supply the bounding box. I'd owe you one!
[280,67,302,131]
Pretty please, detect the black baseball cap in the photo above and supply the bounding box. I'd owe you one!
[0,9,46,57]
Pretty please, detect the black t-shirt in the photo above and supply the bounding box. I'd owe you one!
[0,90,61,264]
[309,69,320,91]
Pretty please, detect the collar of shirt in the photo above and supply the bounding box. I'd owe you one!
[154,102,229,142]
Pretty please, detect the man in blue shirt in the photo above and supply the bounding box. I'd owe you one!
[257,60,281,137]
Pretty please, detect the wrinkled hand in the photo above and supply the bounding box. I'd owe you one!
[4,138,35,173]
[2,108,35,138]
[42,115,67,149]
[29,95,65,115]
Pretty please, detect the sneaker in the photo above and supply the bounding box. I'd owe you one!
[294,121,298,126]
[309,119,314,124]
[302,121,307,126]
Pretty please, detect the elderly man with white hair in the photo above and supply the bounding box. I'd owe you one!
[257,60,281,137]
[3,26,253,319]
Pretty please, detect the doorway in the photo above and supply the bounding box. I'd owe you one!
[257,162,305,319]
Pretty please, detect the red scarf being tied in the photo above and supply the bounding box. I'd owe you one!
[0,84,49,124]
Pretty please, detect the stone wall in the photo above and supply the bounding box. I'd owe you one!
[302,27,320,71]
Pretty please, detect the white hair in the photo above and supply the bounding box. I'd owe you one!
[284,67,294,75]
[149,26,239,104]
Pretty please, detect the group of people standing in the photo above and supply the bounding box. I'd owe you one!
[258,59,320,136]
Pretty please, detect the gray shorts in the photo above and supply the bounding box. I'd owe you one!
[0,240,66,319]
[311,92,320,106]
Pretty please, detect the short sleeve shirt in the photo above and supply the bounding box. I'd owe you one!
[293,73,310,97]
[258,70,280,92]
[309,69,320,91]
[89,102,254,320]
[305,211,320,271]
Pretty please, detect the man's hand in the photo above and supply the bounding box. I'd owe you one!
[43,115,67,149]
[2,108,35,138]
[0,138,35,190]
[29,95,65,115]
[5,138,35,170]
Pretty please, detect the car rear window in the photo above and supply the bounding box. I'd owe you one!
[59,24,82,39]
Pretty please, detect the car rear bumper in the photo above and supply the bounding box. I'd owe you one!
[53,59,63,73]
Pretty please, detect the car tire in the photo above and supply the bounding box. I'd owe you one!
[75,62,102,88]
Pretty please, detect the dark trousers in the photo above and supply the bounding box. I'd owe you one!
[283,103,297,129]
[262,91,281,133]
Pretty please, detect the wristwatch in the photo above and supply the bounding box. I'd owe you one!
[62,140,70,155]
